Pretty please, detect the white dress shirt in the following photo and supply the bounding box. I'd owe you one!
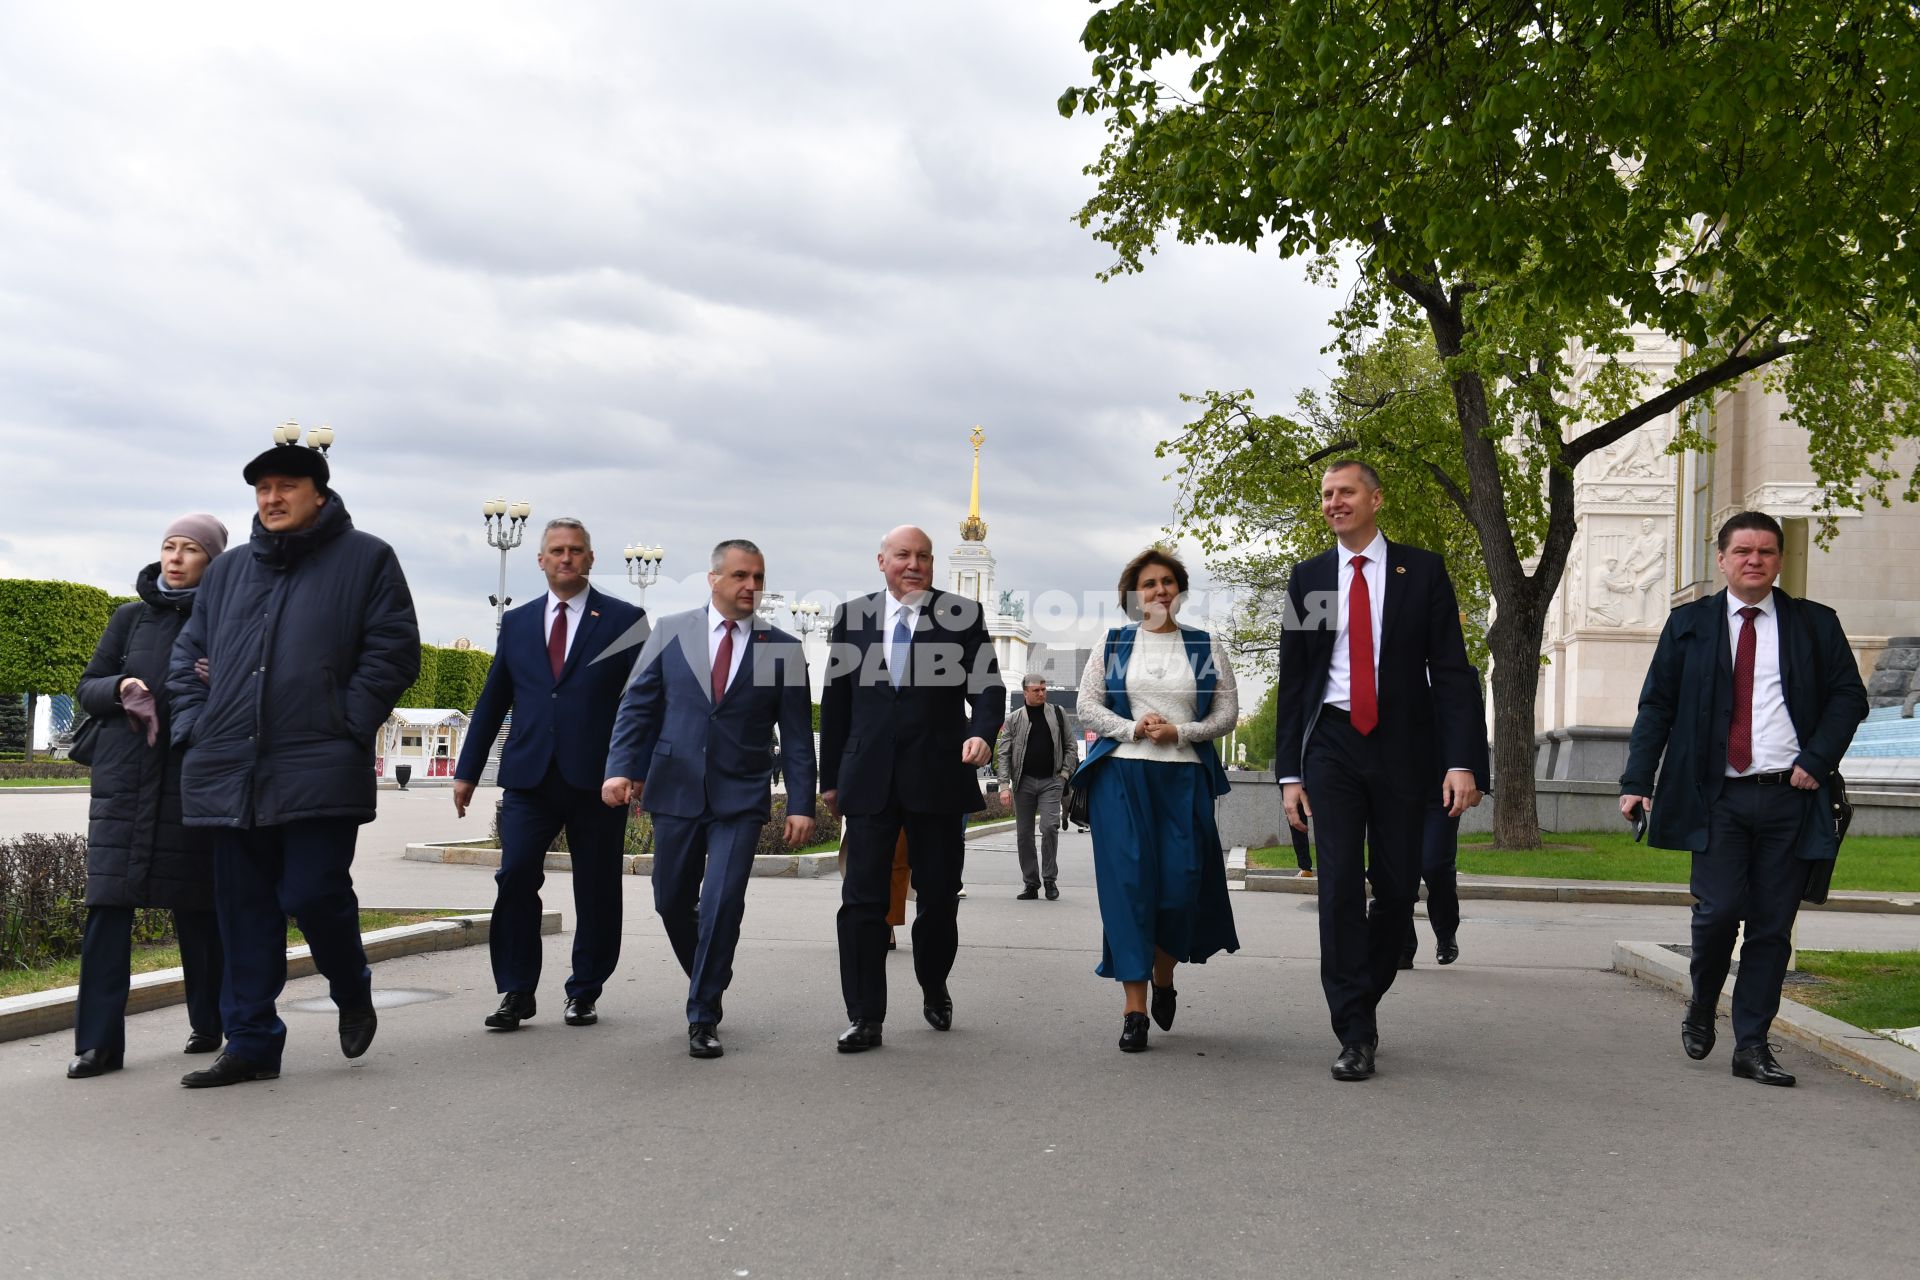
[1324,530,1388,714]
[707,604,749,695]
[885,595,920,680]
[544,590,585,663]
[1726,591,1801,775]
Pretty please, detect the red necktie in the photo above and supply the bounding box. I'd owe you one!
[1727,605,1760,772]
[548,603,568,680]
[1348,555,1377,735]
[712,621,734,704]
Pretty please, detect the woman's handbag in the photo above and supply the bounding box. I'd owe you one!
[1066,775,1091,829]
[65,713,101,766]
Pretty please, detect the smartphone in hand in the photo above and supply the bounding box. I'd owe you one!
[1626,801,1647,843]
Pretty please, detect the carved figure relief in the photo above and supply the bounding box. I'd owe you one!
[1601,425,1668,479]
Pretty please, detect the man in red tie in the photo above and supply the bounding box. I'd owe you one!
[1621,511,1866,1087]
[1274,460,1485,1081]
[453,519,647,1032]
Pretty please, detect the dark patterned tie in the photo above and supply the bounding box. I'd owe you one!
[1348,555,1377,735]
[712,621,734,703]
[1727,605,1760,772]
[890,611,912,688]
[548,602,568,681]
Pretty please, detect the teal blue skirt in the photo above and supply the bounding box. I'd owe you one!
[1086,756,1239,981]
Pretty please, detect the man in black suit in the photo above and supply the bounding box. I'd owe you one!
[820,525,1004,1052]
[1275,460,1483,1081]
[453,518,646,1032]
[1621,510,1867,1087]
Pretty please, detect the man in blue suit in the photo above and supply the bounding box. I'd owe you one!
[1621,510,1867,1087]
[603,539,817,1059]
[453,518,646,1031]
[820,525,1003,1053]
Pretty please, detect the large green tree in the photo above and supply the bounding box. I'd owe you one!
[0,580,116,763]
[1065,1,1920,845]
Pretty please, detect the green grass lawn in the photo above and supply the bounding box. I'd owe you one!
[0,776,89,788]
[1247,830,1920,892]
[1791,950,1920,1033]
[0,910,465,999]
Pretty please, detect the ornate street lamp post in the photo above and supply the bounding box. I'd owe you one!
[272,420,335,454]
[624,543,665,610]
[483,497,532,632]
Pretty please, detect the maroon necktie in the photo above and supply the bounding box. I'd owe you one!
[1727,605,1760,773]
[1348,555,1377,735]
[548,603,568,681]
[712,621,734,704]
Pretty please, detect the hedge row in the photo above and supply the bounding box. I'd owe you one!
[0,762,90,780]
[396,644,493,713]
[0,833,176,970]
[492,795,842,858]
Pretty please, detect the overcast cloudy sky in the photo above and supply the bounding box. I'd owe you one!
[0,2,1339,651]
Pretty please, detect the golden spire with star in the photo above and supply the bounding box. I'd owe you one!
[959,425,989,542]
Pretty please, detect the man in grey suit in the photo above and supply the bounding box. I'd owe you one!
[995,674,1074,899]
[603,540,817,1059]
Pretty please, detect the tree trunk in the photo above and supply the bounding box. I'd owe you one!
[1486,624,1544,847]
[22,690,36,764]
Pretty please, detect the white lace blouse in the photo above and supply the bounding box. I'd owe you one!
[1077,627,1239,765]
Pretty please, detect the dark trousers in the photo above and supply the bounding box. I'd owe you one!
[74,906,223,1053]
[213,819,367,1071]
[651,811,762,1025]
[838,801,966,1023]
[491,764,629,1002]
[1690,779,1812,1048]
[1290,824,1314,872]
[1303,711,1425,1046]
[1403,801,1462,957]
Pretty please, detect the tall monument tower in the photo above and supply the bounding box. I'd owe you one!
[948,426,1032,698]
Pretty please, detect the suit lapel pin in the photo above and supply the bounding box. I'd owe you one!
[1394,566,1406,574]
[590,610,601,617]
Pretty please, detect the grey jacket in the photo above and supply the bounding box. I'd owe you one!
[995,700,1074,787]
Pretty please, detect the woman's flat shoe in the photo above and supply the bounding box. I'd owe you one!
[1119,1012,1150,1053]
[185,1032,222,1055]
[67,1048,124,1079]
[1150,983,1178,1032]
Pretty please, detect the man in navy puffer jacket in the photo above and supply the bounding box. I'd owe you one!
[168,442,419,1088]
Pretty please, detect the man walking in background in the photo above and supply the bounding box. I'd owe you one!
[454,518,645,1033]
[169,440,418,1087]
[996,674,1073,899]
[1621,511,1866,1087]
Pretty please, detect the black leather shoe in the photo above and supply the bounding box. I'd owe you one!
[1732,1044,1795,1087]
[1435,934,1459,966]
[1150,983,1178,1032]
[485,992,536,1030]
[923,985,953,1031]
[688,1023,723,1059]
[1119,1011,1149,1053]
[184,1031,221,1055]
[1044,880,1059,900]
[1331,1042,1377,1081]
[1681,1002,1717,1060]
[837,1020,883,1053]
[181,1052,278,1088]
[1016,885,1039,900]
[564,998,598,1026]
[1398,952,1415,970]
[338,1003,377,1059]
[67,1048,124,1079]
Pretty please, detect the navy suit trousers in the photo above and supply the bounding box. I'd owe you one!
[1401,800,1462,958]
[491,764,629,1002]
[1303,711,1425,1046]
[1690,780,1812,1048]
[651,811,763,1024]
[213,818,368,1071]
[75,905,222,1052]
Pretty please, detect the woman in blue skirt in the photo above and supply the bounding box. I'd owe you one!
[1073,547,1239,1052]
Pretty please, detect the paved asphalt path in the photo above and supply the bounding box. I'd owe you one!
[2,791,1916,1278]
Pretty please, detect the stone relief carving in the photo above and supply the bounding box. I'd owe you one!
[1602,425,1668,479]
[1586,518,1669,628]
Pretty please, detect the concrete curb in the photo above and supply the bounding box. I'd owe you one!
[0,910,559,1045]
[0,785,91,794]
[1242,868,1920,915]
[402,842,840,879]
[1611,939,1920,1099]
